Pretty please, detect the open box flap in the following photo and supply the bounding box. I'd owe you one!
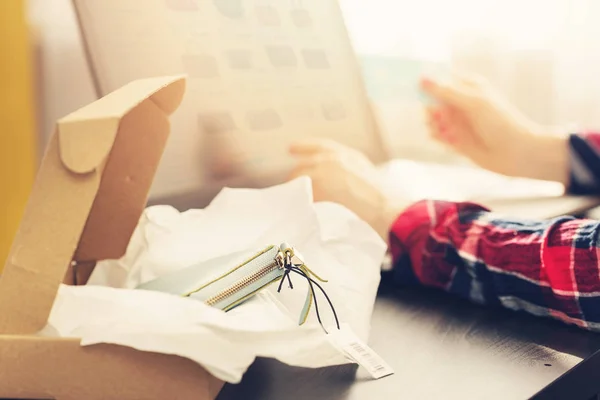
[67,76,187,262]
[58,76,185,174]
[0,76,186,335]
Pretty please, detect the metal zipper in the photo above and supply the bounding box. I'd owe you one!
[205,252,284,307]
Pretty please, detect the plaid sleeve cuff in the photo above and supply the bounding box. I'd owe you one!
[387,200,433,287]
[388,199,490,288]
[388,200,432,264]
[388,200,457,288]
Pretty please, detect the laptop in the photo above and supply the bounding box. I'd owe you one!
[72,0,564,206]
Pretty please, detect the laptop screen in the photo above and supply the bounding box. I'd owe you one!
[74,0,388,200]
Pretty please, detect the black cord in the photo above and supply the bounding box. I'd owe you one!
[289,267,326,333]
[277,269,288,292]
[289,266,340,331]
[286,270,294,289]
[277,260,341,334]
[277,267,295,292]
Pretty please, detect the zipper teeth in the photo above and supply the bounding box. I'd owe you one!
[205,261,279,306]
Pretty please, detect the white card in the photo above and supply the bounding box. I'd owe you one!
[358,54,450,104]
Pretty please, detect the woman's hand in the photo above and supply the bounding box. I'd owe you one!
[288,139,405,242]
[421,75,569,185]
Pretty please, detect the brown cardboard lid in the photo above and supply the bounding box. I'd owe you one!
[0,75,186,334]
[58,76,184,174]
[61,75,187,262]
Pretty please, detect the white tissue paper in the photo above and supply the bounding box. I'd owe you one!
[45,177,387,383]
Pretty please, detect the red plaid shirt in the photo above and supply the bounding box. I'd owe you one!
[389,133,600,331]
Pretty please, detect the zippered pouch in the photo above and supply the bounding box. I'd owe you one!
[137,243,338,328]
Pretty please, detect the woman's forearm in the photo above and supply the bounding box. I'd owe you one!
[513,132,570,185]
[513,131,600,195]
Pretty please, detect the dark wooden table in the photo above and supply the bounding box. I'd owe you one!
[218,277,600,400]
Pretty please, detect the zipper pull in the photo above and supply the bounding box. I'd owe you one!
[279,243,326,281]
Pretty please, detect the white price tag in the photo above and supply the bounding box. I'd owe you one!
[328,324,394,379]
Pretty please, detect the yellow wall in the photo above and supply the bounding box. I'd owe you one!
[0,0,37,272]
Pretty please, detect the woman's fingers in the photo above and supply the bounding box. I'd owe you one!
[425,105,458,145]
[424,106,442,140]
[289,138,340,156]
[420,77,474,109]
[287,150,332,182]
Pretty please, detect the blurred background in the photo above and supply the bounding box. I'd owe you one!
[4,0,600,263]
[342,0,600,158]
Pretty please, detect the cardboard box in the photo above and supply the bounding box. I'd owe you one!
[0,76,224,400]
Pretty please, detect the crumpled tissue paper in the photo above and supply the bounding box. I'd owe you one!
[44,177,387,383]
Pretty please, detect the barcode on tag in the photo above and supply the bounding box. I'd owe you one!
[328,324,394,380]
[346,341,389,376]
